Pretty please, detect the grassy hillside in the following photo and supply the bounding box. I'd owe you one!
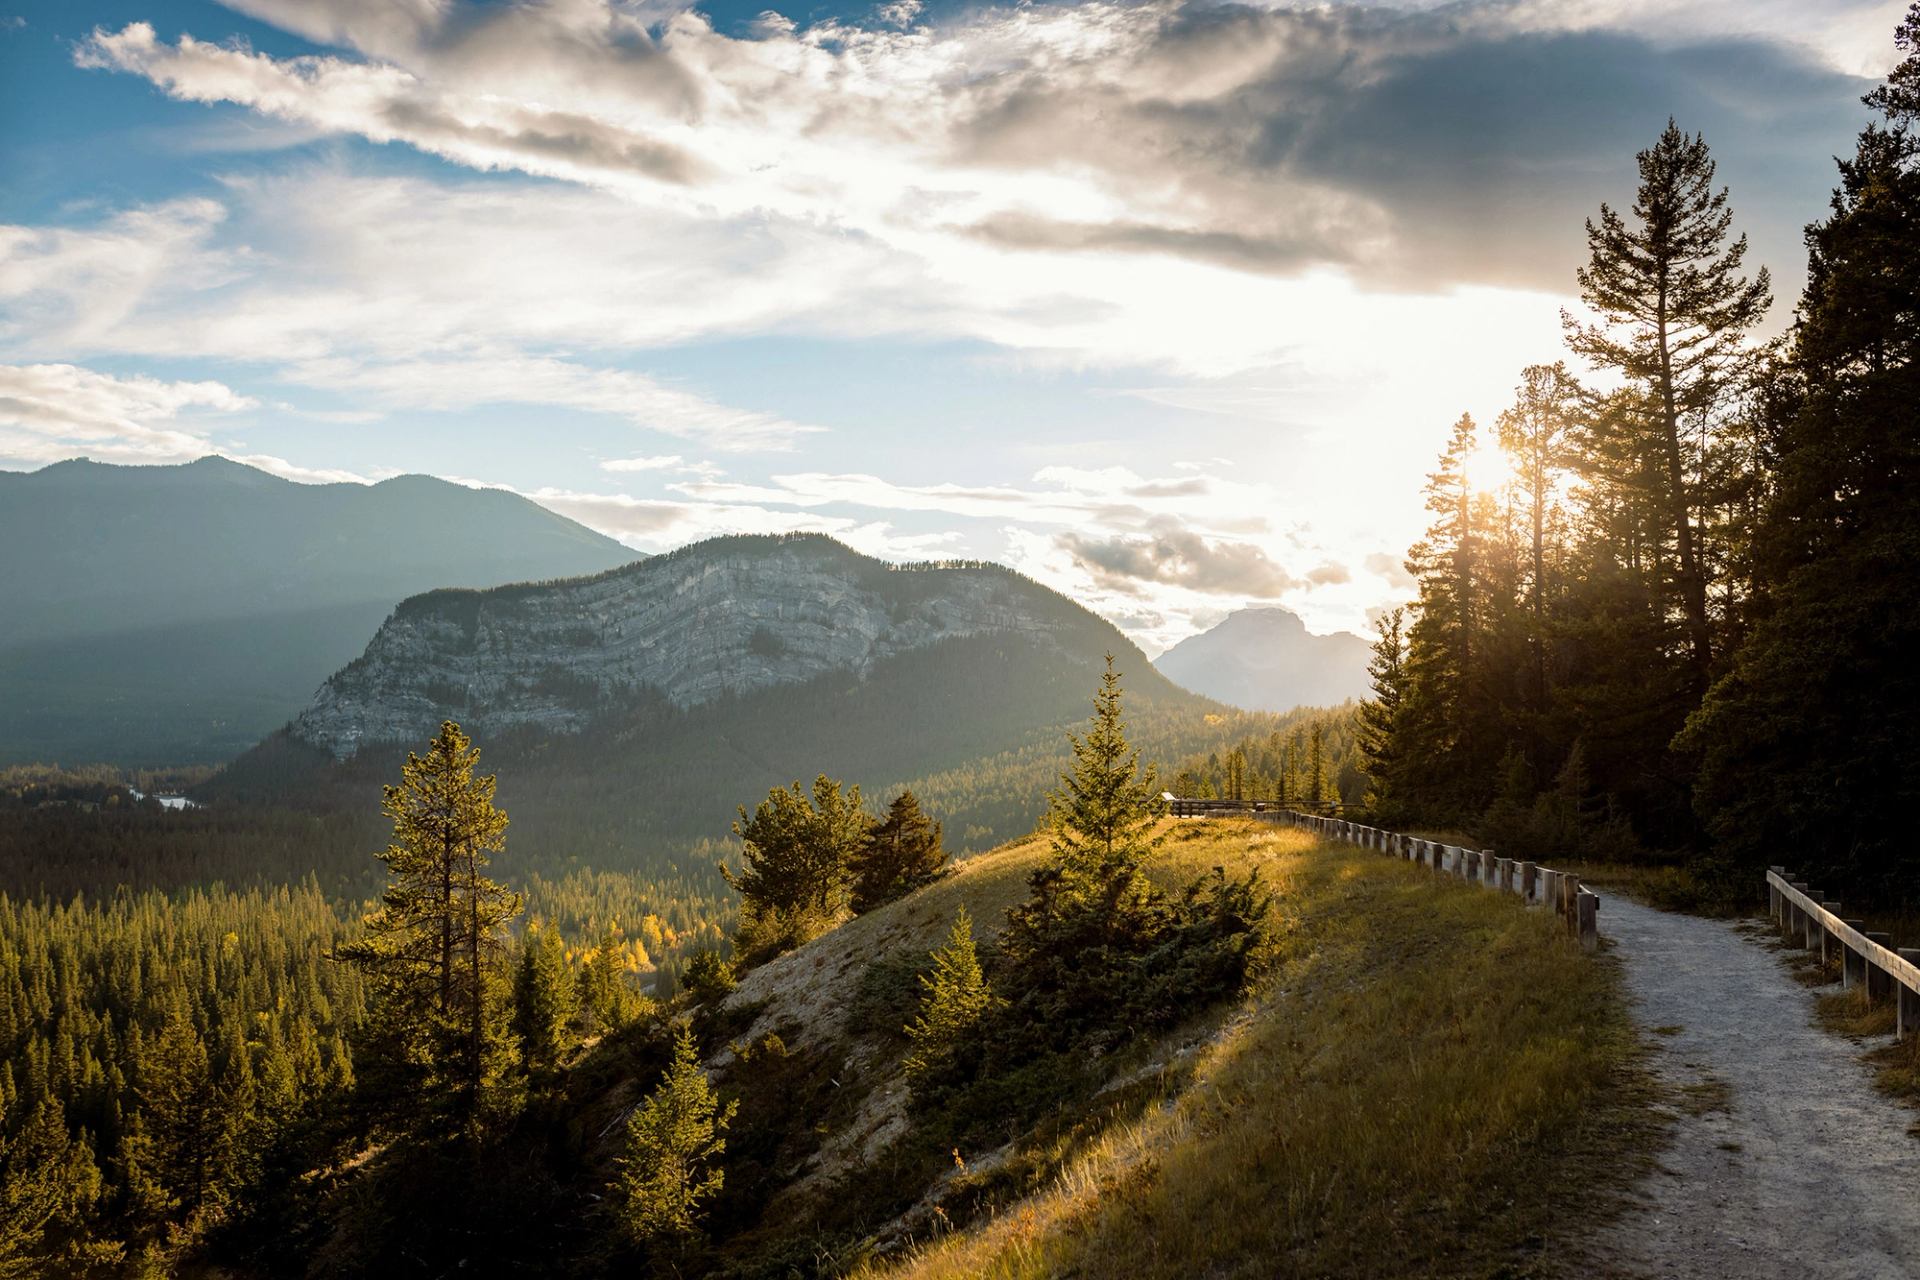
[276,818,1655,1277]
[860,822,1660,1280]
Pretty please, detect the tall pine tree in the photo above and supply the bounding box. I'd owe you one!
[341,721,523,1131]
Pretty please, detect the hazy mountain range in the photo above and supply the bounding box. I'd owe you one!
[1153,607,1372,712]
[0,457,637,764]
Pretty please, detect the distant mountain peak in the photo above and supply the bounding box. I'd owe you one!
[1154,606,1370,713]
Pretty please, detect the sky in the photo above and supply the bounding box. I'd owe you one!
[0,0,1905,653]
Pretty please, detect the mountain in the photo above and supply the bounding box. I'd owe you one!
[214,533,1247,868]
[1153,607,1372,712]
[0,456,638,765]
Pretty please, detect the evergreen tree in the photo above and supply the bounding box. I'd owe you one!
[681,951,736,1005]
[1041,654,1164,882]
[1686,16,1920,898]
[1565,120,1773,686]
[579,928,646,1034]
[340,721,523,1129]
[1496,362,1580,723]
[850,791,947,914]
[902,907,992,1081]
[1358,608,1408,818]
[614,1025,735,1245]
[0,1099,112,1277]
[513,923,577,1074]
[724,776,867,961]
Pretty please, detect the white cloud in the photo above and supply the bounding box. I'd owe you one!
[0,362,254,466]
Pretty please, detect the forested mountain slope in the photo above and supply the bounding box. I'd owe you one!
[0,457,637,765]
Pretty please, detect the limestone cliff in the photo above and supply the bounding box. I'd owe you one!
[292,534,1108,758]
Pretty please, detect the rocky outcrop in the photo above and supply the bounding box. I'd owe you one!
[292,534,1097,758]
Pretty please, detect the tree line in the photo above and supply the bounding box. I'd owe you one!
[1362,12,1920,903]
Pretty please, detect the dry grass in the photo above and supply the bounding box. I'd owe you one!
[855,822,1659,1280]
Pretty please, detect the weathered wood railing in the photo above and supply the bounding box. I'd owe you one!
[1165,796,1600,949]
[1767,868,1920,1038]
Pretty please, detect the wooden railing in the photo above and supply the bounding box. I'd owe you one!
[1164,796,1599,950]
[1768,868,1920,1038]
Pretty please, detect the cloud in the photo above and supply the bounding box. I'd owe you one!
[75,2,1873,296]
[1057,523,1298,597]
[282,355,821,452]
[1364,551,1416,590]
[0,181,833,449]
[600,453,722,477]
[79,23,709,190]
[0,362,254,466]
[1305,561,1352,586]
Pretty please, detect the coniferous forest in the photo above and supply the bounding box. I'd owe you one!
[1360,32,1920,903]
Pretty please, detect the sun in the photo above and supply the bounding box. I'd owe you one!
[1463,438,1517,493]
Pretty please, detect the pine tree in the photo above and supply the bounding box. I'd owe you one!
[135,1012,224,1224]
[1358,608,1407,818]
[902,907,992,1081]
[0,1099,112,1277]
[513,923,578,1074]
[1042,654,1164,882]
[1686,15,1920,898]
[725,776,867,960]
[850,791,947,914]
[614,1025,736,1245]
[1497,363,1580,721]
[579,928,645,1034]
[340,721,523,1129]
[1565,120,1772,686]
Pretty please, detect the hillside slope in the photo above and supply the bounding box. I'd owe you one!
[294,820,1653,1276]
[1154,607,1372,712]
[0,457,638,764]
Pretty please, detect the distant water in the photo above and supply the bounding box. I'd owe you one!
[128,787,197,811]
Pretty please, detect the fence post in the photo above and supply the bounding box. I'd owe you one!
[1842,923,1868,988]
[1865,934,1895,1000]
[1520,862,1537,903]
[1577,890,1599,951]
[1898,951,1920,1039]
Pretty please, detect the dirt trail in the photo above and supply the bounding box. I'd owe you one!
[1593,895,1920,1279]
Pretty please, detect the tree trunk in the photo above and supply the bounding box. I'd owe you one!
[1655,301,1714,685]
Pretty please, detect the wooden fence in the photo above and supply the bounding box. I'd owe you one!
[1164,796,1600,950]
[1768,869,1920,1038]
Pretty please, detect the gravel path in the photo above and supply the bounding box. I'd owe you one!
[1593,895,1920,1279]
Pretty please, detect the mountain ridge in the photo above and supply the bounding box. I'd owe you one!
[290,532,1160,759]
[0,455,641,764]
[1154,606,1372,712]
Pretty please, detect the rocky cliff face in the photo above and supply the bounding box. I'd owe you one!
[292,534,1099,758]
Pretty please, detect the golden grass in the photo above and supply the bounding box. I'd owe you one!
[856,821,1658,1280]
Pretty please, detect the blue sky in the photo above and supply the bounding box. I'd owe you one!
[0,0,1903,650]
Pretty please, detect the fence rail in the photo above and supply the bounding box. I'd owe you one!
[1164,795,1600,949]
[1767,869,1920,1037]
